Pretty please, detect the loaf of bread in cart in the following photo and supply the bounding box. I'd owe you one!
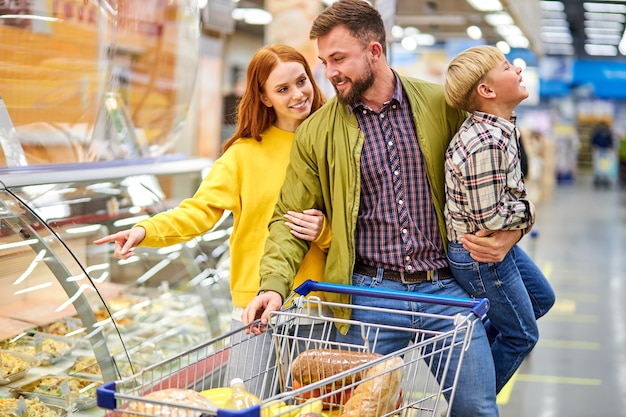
[339,356,404,417]
[290,348,382,386]
[125,388,216,417]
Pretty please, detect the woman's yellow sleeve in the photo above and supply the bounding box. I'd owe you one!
[313,215,332,252]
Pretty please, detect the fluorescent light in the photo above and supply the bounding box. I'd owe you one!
[485,12,514,26]
[232,8,272,25]
[585,20,623,30]
[496,25,524,37]
[113,215,149,227]
[391,25,404,39]
[543,26,573,33]
[401,36,417,51]
[415,34,436,46]
[513,58,527,71]
[541,1,565,11]
[544,44,575,55]
[542,33,573,43]
[586,34,621,44]
[0,14,61,22]
[467,25,483,40]
[467,0,503,12]
[585,44,618,55]
[0,239,38,251]
[584,12,625,22]
[496,41,511,54]
[506,36,530,48]
[65,225,103,234]
[542,19,569,27]
[584,2,626,13]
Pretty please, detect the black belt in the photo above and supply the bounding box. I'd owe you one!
[354,262,453,283]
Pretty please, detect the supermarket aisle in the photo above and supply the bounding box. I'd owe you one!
[497,174,626,417]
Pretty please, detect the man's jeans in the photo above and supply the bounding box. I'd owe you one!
[447,242,555,393]
[335,270,499,417]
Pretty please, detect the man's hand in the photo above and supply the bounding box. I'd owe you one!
[242,291,283,335]
[461,229,522,263]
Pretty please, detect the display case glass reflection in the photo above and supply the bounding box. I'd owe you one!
[0,167,233,413]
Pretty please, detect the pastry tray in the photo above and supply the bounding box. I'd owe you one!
[0,350,31,385]
[0,398,67,417]
[1,333,73,366]
[10,375,101,410]
[0,368,28,386]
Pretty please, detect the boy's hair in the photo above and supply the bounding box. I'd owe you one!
[444,45,505,112]
[310,0,387,55]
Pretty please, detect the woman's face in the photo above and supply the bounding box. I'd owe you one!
[261,61,314,132]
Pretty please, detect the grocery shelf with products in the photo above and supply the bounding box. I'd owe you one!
[0,157,234,416]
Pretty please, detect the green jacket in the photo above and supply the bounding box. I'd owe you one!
[259,75,467,333]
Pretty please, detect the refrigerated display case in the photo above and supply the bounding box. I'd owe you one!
[0,157,233,415]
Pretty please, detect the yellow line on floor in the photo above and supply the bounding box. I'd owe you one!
[540,261,553,279]
[555,292,599,302]
[496,372,517,404]
[551,298,576,313]
[496,371,602,405]
[515,374,602,386]
[537,339,600,350]
[542,313,598,323]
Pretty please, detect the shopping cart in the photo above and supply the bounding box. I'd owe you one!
[97,280,489,417]
[593,147,617,188]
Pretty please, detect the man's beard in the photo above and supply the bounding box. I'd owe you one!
[333,64,375,106]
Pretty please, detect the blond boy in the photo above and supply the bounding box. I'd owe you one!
[443,45,555,394]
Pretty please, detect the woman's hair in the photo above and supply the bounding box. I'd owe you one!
[310,0,387,55]
[223,44,325,151]
[444,45,505,112]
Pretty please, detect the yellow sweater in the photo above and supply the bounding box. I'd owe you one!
[136,125,328,308]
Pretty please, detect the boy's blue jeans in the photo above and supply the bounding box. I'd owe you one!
[447,242,555,393]
[335,270,499,417]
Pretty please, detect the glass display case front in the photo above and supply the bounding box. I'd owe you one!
[0,158,233,415]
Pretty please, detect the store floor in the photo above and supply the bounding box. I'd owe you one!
[497,172,626,417]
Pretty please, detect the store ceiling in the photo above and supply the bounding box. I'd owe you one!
[234,0,625,61]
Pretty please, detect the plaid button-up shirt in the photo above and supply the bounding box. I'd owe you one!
[351,75,447,273]
[444,111,534,244]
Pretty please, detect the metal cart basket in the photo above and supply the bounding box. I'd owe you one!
[97,280,489,417]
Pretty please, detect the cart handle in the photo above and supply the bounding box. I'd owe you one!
[293,280,489,317]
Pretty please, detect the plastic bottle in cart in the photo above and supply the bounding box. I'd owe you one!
[223,378,261,410]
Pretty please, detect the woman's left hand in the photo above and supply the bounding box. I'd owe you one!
[284,209,324,241]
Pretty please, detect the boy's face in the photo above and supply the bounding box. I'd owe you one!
[483,59,528,108]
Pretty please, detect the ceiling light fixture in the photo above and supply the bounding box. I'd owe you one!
[467,25,483,40]
[485,12,514,26]
[540,1,565,11]
[585,44,618,56]
[231,8,272,25]
[584,2,626,13]
[496,41,511,54]
[466,0,503,12]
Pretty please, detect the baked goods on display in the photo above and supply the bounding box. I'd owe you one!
[1,334,72,365]
[0,351,29,385]
[125,388,217,417]
[0,397,65,417]
[36,318,85,337]
[10,375,101,410]
[67,356,102,378]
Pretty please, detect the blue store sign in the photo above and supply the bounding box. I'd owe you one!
[573,60,626,99]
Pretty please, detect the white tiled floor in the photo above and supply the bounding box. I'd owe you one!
[497,173,626,416]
